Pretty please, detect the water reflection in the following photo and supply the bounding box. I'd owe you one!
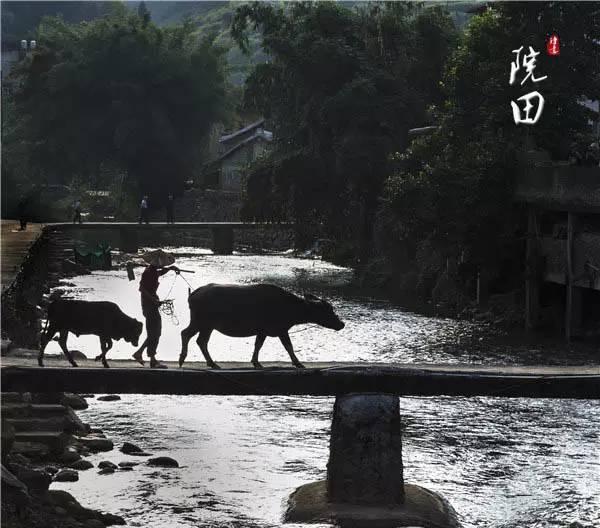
[51,395,600,528]
[46,252,599,365]
[47,251,600,528]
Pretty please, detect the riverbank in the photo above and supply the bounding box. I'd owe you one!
[1,221,44,294]
[1,391,125,528]
[1,389,185,528]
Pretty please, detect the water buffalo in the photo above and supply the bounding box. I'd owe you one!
[39,300,143,368]
[179,283,345,368]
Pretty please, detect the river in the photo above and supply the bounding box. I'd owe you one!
[47,248,600,528]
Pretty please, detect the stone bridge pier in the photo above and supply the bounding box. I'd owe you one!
[285,393,461,527]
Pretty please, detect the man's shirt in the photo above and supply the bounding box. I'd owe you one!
[139,266,159,298]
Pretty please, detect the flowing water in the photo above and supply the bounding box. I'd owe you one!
[47,248,600,528]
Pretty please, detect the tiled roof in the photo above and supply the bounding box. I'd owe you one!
[219,119,266,143]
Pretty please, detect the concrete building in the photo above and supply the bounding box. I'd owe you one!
[516,158,600,340]
[205,119,273,192]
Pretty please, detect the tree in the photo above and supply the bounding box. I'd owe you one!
[137,1,151,27]
[4,5,228,208]
[232,1,456,257]
[379,2,600,301]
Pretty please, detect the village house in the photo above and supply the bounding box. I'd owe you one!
[204,118,273,193]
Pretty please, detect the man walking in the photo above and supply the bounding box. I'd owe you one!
[17,196,28,231]
[139,195,149,224]
[73,199,82,224]
[132,250,179,368]
[166,193,175,224]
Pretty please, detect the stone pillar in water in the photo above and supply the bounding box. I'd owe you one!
[212,226,234,255]
[327,393,404,505]
[119,227,139,254]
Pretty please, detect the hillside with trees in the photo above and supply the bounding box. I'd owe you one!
[2,4,228,218]
[1,1,115,44]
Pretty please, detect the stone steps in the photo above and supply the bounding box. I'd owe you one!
[6,417,69,433]
[2,392,91,461]
[1,403,68,418]
[11,440,51,459]
[1,392,31,404]
[14,431,70,453]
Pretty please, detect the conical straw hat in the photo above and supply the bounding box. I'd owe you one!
[141,249,175,267]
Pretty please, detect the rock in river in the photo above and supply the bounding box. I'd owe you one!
[97,395,121,402]
[98,461,117,470]
[54,469,79,482]
[70,459,94,470]
[118,461,139,468]
[58,448,81,464]
[61,393,88,410]
[120,442,143,454]
[78,436,114,452]
[147,456,179,468]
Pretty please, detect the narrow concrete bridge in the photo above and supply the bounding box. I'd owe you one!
[2,358,597,525]
[47,221,294,254]
[2,359,598,399]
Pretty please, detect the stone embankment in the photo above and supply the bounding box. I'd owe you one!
[1,391,124,528]
[1,226,82,349]
[1,389,181,528]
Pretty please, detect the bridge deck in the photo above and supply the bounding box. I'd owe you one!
[47,222,290,229]
[2,359,598,399]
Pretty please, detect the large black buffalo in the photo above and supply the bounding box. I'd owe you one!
[39,300,143,368]
[179,283,345,368]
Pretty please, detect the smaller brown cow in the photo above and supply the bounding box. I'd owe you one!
[39,300,143,368]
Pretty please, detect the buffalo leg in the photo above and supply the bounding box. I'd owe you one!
[251,333,267,368]
[57,331,78,367]
[279,332,304,368]
[38,324,57,367]
[197,329,219,369]
[179,323,198,367]
[95,337,113,368]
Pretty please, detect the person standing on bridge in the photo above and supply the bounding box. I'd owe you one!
[72,199,82,224]
[17,195,28,231]
[133,249,179,369]
[139,195,149,224]
[166,193,175,224]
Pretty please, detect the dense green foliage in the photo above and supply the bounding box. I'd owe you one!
[233,0,599,308]
[3,4,228,212]
[134,1,268,87]
[232,1,457,258]
[379,2,600,304]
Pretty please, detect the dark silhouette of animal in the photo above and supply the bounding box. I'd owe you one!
[39,300,143,368]
[179,283,345,368]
